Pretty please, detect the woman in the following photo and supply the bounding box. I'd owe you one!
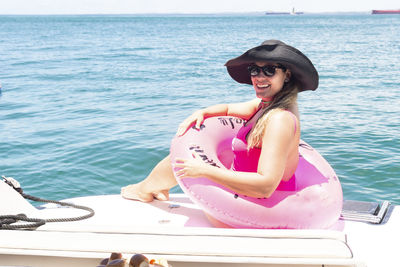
[121,39,318,202]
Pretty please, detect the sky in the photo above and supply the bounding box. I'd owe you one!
[0,0,399,15]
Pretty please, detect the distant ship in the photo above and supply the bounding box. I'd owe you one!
[371,9,400,14]
[266,7,303,15]
[265,12,291,15]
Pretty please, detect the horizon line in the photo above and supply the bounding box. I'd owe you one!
[0,10,376,16]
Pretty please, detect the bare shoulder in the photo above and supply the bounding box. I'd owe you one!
[267,108,297,121]
[264,108,299,136]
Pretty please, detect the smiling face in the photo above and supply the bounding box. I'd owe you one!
[250,62,291,101]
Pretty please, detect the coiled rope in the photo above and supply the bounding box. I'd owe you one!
[0,176,95,230]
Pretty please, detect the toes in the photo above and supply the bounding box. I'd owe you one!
[120,187,154,202]
[153,191,169,201]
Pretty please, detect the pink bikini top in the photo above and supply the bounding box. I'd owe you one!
[231,107,297,173]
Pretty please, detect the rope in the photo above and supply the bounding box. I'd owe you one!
[0,214,45,230]
[1,176,95,230]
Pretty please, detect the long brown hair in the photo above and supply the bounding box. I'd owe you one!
[247,78,300,148]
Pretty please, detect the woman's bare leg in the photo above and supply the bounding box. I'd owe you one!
[121,155,178,202]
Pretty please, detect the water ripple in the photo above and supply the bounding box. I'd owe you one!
[1,15,399,204]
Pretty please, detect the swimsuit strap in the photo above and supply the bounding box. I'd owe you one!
[245,105,298,138]
[244,103,265,127]
[246,108,298,132]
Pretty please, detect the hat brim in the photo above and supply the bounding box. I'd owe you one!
[225,41,319,92]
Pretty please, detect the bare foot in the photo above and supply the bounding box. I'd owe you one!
[121,183,154,202]
[121,184,170,202]
[152,190,169,201]
[121,155,176,203]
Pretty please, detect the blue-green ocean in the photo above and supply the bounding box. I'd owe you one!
[1,14,399,205]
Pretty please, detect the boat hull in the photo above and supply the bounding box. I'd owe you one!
[372,10,400,14]
[0,192,398,266]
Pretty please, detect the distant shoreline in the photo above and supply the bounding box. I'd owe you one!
[0,11,375,16]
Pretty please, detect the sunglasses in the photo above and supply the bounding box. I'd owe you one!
[247,64,286,77]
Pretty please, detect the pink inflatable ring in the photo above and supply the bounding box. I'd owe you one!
[170,116,343,229]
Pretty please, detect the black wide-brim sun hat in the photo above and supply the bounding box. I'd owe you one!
[225,40,319,91]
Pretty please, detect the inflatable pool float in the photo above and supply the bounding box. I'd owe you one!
[170,116,343,229]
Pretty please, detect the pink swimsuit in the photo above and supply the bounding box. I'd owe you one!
[231,121,260,172]
[231,108,298,190]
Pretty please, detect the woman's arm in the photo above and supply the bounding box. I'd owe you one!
[174,110,298,198]
[226,98,261,119]
[176,98,259,136]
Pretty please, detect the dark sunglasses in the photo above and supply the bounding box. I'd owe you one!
[247,64,286,77]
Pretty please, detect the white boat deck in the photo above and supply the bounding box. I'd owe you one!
[0,180,398,267]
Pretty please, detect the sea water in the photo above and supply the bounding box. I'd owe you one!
[0,14,399,204]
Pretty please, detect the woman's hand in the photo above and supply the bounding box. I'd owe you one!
[176,110,205,136]
[174,151,209,179]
